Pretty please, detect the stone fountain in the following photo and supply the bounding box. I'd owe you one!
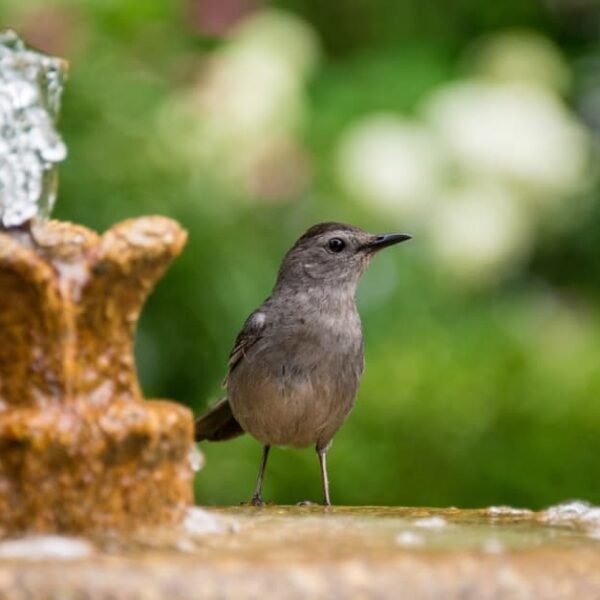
[0,31,195,534]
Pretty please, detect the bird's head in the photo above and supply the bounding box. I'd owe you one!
[274,222,411,290]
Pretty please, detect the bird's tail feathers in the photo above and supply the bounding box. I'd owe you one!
[195,398,244,442]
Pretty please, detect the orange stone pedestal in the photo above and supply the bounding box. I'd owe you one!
[0,217,195,533]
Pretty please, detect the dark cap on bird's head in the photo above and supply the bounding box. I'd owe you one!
[275,222,411,288]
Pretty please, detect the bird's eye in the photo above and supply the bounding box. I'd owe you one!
[328,237,345,253]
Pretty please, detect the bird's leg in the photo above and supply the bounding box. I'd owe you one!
[317,445,331,506]
[250,445,270,506]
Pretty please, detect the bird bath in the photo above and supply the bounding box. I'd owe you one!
[0,504,598,598]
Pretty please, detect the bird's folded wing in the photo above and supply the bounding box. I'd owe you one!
[223,309,267,387]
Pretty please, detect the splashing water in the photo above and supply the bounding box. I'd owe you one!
[182,507,230,536]
[0,536,94,560]
[188,444,205,472]
[0,30,67,228]
[412,516,448,529]
[487,506,533,517]
[395,531,425,547]
[541,500,600,527]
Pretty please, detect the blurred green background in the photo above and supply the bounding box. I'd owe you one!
[3,0,600,508]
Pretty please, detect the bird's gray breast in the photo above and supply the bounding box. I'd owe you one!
[227,299,364,449]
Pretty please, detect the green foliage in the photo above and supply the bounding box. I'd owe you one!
[2,0,599,508]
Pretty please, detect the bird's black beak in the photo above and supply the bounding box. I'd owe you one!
[365,233,412,251]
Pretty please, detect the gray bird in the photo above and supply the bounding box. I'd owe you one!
[195,222,411,505]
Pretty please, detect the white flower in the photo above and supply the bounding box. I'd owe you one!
[195,9,319,144]
[471,30,571,93]
[155,10,319,200]
[336,114,445,219]
[428,182,532,285]
[425,81,592,199]
[229,9,320,80]
[198,46,304,143]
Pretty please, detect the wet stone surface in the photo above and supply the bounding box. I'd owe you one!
[0,218,195,533]
[0,503,599,599]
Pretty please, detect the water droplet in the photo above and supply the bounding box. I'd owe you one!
[542,500,600,527]
[188,445,204,472]
[182,507,226,536]
[395,531,425,547]
[487,506,532,517]
[0,536,95,560]
[413,516,447,529]
[482,538,504,554]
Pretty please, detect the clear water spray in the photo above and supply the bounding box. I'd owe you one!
[0,30,67,228]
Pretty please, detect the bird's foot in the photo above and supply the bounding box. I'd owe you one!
[249,494,265,507]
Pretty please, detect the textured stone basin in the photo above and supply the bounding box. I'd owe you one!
[0,504,599,598]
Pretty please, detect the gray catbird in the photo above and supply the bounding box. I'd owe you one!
[195,222,411,505]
